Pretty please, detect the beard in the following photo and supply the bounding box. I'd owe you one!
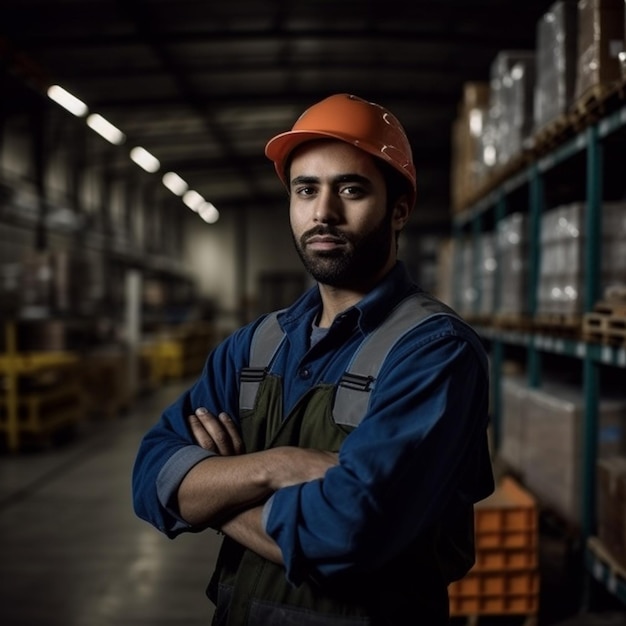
[292,214,394,288]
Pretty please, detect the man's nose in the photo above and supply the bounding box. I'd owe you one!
[313,189,340,223]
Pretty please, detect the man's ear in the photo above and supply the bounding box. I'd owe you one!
[392,195,412,230]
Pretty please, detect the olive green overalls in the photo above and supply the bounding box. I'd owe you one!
[208,294,478,625]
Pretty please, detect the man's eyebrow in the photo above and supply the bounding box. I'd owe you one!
[290,175,319,186]
[290,173,372,186]
[334,174,371,186]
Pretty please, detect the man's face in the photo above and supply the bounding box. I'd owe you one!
[288,140,401,290]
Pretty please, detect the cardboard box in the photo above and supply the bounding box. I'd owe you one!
[575,0,625,100]
[596,456,626,570]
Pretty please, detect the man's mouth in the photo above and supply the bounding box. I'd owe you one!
[305,235,346,251]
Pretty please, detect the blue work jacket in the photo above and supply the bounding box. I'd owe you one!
[132,261,494,586]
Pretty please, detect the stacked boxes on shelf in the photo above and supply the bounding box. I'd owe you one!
[498,378,626,526]
[449,0,626,215]
[496,213,529,319]
[537,202,626,317]
[477,232,497,319]
[450,82,490,212]
[574,0,625,103]
[486,50,536,170]
[449,476,539,620]
[596,455,626,573]
[533,0,579,135]
[455,236,478,318]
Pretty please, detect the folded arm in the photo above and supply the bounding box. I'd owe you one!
[178,407,338,560]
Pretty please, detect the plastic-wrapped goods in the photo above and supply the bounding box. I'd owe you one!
[488,51,536,167]
[496,212,528,316]
[537,201,626,315]
[575,0,625,100]
[534,0,578,132]
[521,381,626,525]
[456,236,478,316]
[477,232,497,316]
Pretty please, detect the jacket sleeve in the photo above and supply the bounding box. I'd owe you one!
[131,323,256,538]
[265,316,494,585]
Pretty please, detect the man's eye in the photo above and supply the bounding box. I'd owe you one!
[340,185,365,197]
[295,186,316,196]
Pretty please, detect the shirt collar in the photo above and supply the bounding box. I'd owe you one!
[278,261,416,336]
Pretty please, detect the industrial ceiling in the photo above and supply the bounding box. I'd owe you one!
[1,0,555,232]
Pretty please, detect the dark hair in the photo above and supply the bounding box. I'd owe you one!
[373,158,413,214]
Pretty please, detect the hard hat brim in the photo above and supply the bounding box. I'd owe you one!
[265,129,360,185]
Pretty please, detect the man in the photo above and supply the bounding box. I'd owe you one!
[132,93,494,625]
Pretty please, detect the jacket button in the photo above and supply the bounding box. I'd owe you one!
[299,367,311,379]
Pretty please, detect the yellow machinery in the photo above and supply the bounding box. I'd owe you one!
[0,321,85,452]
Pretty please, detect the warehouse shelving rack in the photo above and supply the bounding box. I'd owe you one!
[452,99,626,611]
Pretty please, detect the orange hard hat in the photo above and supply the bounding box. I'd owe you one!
[265,93,416,205]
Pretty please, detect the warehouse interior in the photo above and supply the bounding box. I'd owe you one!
[2,0,626,624]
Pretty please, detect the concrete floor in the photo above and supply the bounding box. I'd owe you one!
[0,378,624,626]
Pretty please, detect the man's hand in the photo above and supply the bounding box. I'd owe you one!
[188,407,244,456]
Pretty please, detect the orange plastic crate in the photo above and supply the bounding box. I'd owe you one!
[450,592,539,616]
[449,569,540,616]
[448,476,540,618]
[475,546,538,570]
[475,476,538,537]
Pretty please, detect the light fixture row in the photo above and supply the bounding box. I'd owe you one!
[46,84,219,224]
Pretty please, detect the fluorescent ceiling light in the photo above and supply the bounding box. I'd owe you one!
[130,146,160,173]
[162,172,189,196]
[198,202,219,224]
[86,113,126,145]
[182,189,204,211]
[47,84,88,117]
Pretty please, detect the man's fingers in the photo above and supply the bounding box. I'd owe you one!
[188,413,217,451]
[188,408,244,456]
[218,412,245,455]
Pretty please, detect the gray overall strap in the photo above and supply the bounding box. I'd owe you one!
[333,293,455,427]
[239,311,286,411]
[239,294,456,419]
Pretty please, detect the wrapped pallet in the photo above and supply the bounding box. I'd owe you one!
[496,212,528,318]
[456,236,478,317]
[488,51,536,168]
[537,201,626,316]
[477,232,497,317]
[534,0,579,132]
